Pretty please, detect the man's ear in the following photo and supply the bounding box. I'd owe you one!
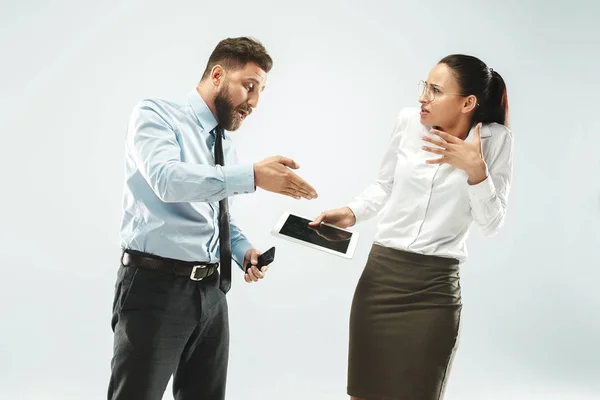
[211,65,225,88]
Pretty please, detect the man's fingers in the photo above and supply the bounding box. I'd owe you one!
[289,177,314,193]
[273,163,318,198]
[281,189,301,200]
[277,156,300,169]
[244,259,258,282]
[275,169,317,199]
[247,267,262,282]
[286,183,312,199]
[281,180,316,200]
[252,265,265,279]
[246,268,258,282]
[288,174,318,198]
[244,266,268,283]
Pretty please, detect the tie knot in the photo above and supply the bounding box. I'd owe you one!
[213,125,224,138]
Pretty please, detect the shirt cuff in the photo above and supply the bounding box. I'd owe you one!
[467,175,496,202]
[346,201,366,224]
[222,164,255,197]
[232,238,253,271]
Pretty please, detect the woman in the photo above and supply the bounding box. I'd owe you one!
[310,54,513,400]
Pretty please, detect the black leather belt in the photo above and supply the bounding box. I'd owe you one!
[122,249,219,281]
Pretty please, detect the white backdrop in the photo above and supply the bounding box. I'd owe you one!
[1,0,599,399]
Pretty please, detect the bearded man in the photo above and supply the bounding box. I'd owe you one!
[108,36,317,400]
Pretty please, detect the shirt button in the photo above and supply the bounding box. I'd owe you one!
[244,191,248,194]
[234,192,238,195]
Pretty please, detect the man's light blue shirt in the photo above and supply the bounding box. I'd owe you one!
[119,89,255,269]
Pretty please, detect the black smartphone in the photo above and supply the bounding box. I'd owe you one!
[246,246,276,272]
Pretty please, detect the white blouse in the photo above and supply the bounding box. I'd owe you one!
[347,107,514,263]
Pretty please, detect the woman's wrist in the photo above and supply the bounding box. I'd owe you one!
[344,206,357,225]
[466,159,488,185]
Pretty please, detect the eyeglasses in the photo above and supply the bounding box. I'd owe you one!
[418,80,466,102]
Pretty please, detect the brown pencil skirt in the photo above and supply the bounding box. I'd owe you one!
[347,244,462,400]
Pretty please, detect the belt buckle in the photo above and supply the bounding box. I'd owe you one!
[190,265,207,281]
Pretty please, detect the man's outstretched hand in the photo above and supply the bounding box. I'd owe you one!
[254,156,318,200]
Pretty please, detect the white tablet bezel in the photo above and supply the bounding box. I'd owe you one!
[270,212,359,259]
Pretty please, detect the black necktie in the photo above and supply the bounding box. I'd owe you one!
[213,126,231,294]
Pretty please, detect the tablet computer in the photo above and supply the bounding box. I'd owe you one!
[271,212,359,259]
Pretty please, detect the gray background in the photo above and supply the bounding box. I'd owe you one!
[1,0,599,399]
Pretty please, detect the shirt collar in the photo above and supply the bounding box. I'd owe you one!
[425,122,493,141]
[188,89,228,139]
[465,123,493,142]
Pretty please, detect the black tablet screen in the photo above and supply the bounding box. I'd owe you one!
[278,214,352,254]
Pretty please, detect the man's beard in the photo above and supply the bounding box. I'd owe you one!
[214,85,250,131]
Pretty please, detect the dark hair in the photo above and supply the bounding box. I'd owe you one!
[439,54,509,127]
[201,37,273,80]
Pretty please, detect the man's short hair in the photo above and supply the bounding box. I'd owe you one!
[201,37,273,80]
